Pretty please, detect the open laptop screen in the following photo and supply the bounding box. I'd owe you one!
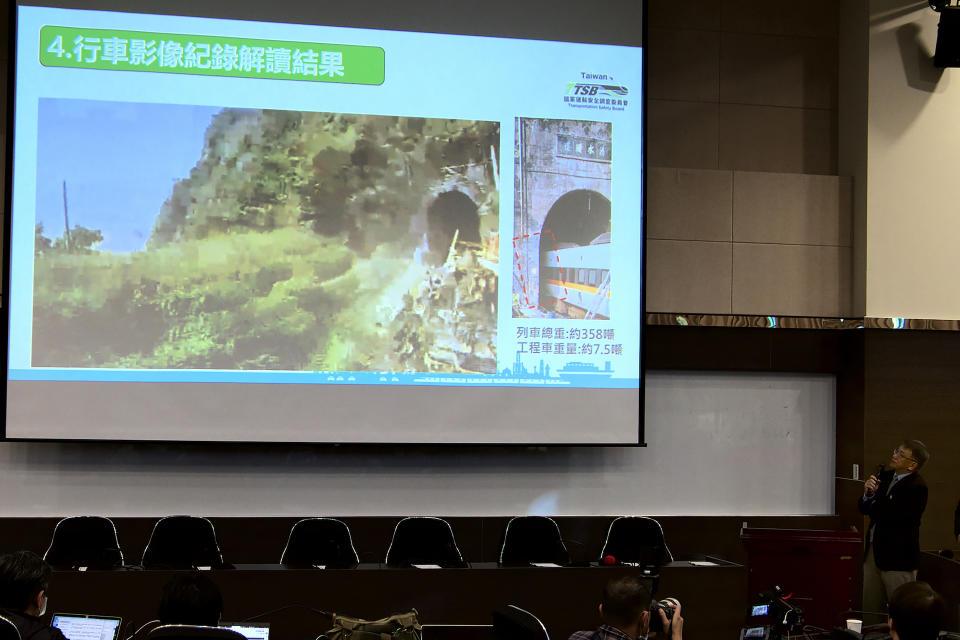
[222,623,270,640]
[52,614,122,640]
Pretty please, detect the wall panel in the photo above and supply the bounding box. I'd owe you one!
[0,371,836,518]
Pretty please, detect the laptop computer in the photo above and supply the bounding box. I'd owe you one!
[51,613,122,640]
[221,622,270,640]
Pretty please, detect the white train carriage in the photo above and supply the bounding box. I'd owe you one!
[541,241,610,319]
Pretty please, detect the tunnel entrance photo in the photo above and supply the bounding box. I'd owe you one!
[426,191,480,265]
[512,116,612,319]
[539,190,611,320]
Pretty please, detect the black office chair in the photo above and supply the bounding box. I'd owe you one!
[280,518,359,568]
[0,615,21,640]
[141,516,226,570]
[599,516,672,574]
[498,516,569,566]
[146,626,246,640]
[43,516,124,570]
[492,606,549,640]
[385,517,468,568]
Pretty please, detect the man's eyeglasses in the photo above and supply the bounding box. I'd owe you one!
[893,447,917,462]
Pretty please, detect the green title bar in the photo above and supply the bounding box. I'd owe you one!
[39,25,385,85]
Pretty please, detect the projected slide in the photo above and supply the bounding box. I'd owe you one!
[32,100,500,374]
[6,3,643,443]
[513,118,612,322]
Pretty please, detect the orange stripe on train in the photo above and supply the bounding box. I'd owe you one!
[544,280,611,297]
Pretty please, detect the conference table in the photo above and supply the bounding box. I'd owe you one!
[48,558,745,640]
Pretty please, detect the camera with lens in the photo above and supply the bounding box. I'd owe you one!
[738,586,802,640]
[648,597,679,633]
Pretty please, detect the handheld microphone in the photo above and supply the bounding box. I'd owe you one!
[866,463,885,497]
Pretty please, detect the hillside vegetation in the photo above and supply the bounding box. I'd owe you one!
[33,107,500,371]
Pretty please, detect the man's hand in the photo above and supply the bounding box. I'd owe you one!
[864,475,879,497]
[659,601,682,640]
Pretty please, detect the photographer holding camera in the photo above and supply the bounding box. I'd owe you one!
[568,576,683,640]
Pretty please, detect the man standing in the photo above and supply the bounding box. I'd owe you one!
[859,440,929,614]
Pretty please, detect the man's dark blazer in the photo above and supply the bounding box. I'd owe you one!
[858,469,927,571]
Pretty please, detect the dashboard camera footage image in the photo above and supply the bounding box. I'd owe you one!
[5,3,644,444]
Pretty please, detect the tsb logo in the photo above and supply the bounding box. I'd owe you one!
[567,83,629,97]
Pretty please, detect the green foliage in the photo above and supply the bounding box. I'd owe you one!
[147,108,500,251]
[33,228,355,369]
[37,224,103,255]
[54,225,104,253]
[35,224,52,255]
[32,109,501,373]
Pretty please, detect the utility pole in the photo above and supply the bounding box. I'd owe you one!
[62,180,72,252]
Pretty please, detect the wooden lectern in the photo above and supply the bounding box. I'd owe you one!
[740,527,862,629]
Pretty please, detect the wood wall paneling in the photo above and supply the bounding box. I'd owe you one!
[863,330,960,554]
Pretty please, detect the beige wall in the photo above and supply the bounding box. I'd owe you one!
[648,168,852,315]
[646,0,853,317]
[839,0,871,317]
[865,2,960,320]
[648,0,960,321]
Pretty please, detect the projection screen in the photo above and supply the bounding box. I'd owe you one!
[3,1,645,444]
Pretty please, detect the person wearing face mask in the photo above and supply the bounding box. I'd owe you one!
[0,551,67,640]
[567,576,683,640]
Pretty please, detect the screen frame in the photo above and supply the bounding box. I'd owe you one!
[2,0,646,446]
[51,613,123,640]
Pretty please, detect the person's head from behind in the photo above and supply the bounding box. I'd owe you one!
[599,576,653,636]
[157,573,222,626]
[888,581,944,640]
[0,551,52,617]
